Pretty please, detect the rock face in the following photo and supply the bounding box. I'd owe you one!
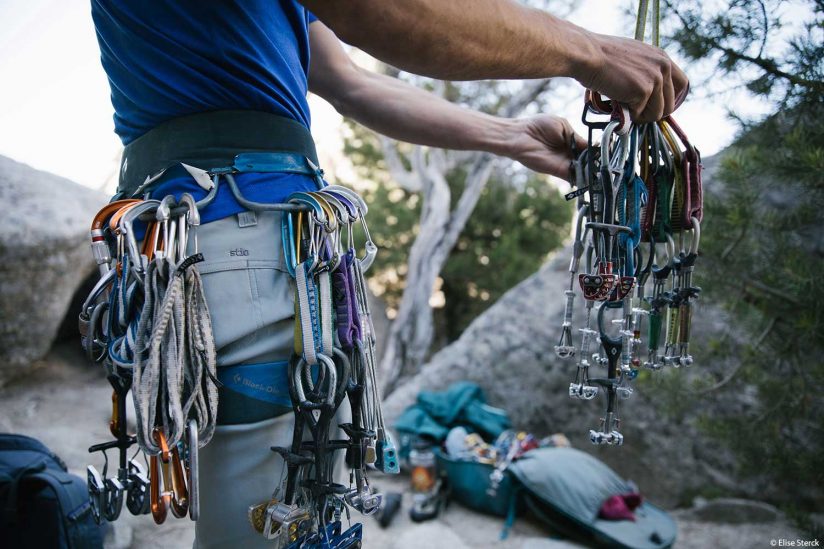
[686,498,782,524]
[0,155,107,385]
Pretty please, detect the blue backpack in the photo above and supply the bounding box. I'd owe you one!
[0,434,105,549]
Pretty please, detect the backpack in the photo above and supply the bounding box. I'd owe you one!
[0,434,105,549]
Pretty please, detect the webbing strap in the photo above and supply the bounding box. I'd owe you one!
[181,266,218,446]
[318,270,334,356]
[295,261,320,366]
[216,361,291,407]
[133,255,217,454]
[118,110,318,195]
[145,266,186,449]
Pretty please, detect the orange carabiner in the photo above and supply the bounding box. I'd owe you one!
[141,221,160,261]
[150,429,172,524]
[169,445,189,518]
[108,390,119,438]
[91,199,140,234]
[585,89,613,114]
[149,453,169,525]
[108,201,142,233]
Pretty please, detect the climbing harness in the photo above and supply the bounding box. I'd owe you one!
[83,150,393,547]
[555,0,704,446]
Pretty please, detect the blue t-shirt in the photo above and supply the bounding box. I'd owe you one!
[92,0,316,144]
[92,0,321,222]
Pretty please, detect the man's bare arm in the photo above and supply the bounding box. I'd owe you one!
[309,22,586,180]
[301,0,688,122]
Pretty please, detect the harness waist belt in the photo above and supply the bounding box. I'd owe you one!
[217,361,292,408]
[119,110,318,196]
[216,360,322,425]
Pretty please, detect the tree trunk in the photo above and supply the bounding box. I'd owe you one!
[379,79,554,395]
[380,151,494,394]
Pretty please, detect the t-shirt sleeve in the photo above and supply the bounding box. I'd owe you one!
[307,10,318,24]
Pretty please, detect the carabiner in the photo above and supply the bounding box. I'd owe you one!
[685,217,700,257]
[179,192,200,256]
[90,199,140,276]
[150,429,172,524]
[119,199,161,274]
[169,444,189,519]
[323,186,378,271]
[293,354,338,408]
[186,419,200,521]
[155,195,176,260]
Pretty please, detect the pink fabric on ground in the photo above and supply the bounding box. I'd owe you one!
[598,492,644,521]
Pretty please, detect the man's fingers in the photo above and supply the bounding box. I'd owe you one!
[637,75,666,123]
[560,118,588,154]
[629,100,646,124]
[573,132,587,153]
[672,64,690,109]
[662,63,675,118]
[553,117,586,155]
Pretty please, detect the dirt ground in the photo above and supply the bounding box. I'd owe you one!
[0,343,805,548]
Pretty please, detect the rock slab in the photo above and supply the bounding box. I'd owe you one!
[0,155,107,385]
[687,498,782,524]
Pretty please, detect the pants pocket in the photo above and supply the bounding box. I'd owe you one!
[193,212,296,365]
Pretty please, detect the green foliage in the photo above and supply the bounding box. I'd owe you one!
[648,0,824,512]
[693,106,824,507]
[665,0,824,107]
[441,172,572,339]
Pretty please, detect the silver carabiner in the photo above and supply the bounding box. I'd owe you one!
[120,200,161,273]
[293,354,337,407]
[186,418,200,521]
[155,195,176,260]
[323,185,378,271]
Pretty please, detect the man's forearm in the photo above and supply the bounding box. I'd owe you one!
[309,22,520,157]
[333,68,519,156]
[301,0,600,84]
[304,1,688,122]
[309,22,584,179]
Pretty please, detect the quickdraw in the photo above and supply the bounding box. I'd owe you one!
[555,0,704,446]
[249,184,395,548]
[82,192,216,525]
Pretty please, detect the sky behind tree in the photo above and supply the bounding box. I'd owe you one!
[0,0,764,190]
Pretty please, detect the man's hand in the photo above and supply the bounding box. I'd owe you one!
[504,115,588,181]
[579,35,689,123]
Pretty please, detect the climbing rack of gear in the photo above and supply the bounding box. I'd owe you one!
[247,184,398,548]
[555,0,703,447]
[80,193,217,525]
[80,160,395,547]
